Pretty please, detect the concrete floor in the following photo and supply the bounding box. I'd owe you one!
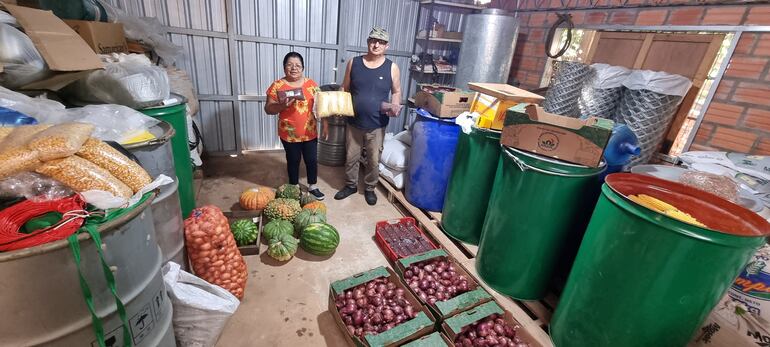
[193,151,401,347]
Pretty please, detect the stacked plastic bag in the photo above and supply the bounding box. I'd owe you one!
[380,131,411,190]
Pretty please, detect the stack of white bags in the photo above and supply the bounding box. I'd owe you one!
[379,130,411,190]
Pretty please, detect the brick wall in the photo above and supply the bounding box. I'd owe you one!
[490,1,770,155]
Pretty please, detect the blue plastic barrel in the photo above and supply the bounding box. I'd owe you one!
[405,110,461,212]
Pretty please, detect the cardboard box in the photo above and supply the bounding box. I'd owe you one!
[399,332,452,347]
[329,266,436,347]
[501,105,614,168]
[414,85,474,118]
[64,20,128,54]
[396,250,492,322]
[441,301,532,346]
[1,4,103,90]
[468,83,544,130]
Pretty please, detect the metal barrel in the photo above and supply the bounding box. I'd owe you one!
[455,9,519,88]
[475,146,605,300]
[441,126,501,245]
[319,116,347,167]
[125,120,188,271]
[0,194,176,346]
[139,93,195,218]
[551,173,770,347]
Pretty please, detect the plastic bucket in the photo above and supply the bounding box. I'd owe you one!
[140,94,195,218]
[475,146,605,300]
[405,112,461,212]
[551,173,770,347]
[441,126,501,245]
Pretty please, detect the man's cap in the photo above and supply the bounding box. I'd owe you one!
[368,27,389,42]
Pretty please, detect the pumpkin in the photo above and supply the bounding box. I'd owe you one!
[230,219,259,246]
[300,223,340,256]
[267,233,299,261]
[294,209,327,234]
[239,186,275,210]
[264,198,302,222]
[276,184,301,200]
[263,219,294,241]
[300,193,317,207]
[303,201,327,215]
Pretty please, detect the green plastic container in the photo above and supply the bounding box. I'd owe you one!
[140,95,195,218]
[551,173,770,347]
[475,146,605,300]
[441,126,501,245]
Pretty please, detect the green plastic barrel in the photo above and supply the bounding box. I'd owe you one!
[441,126,501,245]
[551,173,770,347]
[140,94,195,218]
[475,146,605,300]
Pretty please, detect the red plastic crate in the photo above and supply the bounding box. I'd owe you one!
[375,217,439,263]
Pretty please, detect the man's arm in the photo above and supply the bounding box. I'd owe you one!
[341,59,353,92]
[390,63,401,106]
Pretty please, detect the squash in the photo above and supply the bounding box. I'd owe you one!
[303,201,327,215]
[239,186,275,210]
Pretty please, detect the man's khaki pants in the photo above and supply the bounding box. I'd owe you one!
[345,125,385,191]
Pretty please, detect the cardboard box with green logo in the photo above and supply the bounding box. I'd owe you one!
[396,249,492,322]
[501,104,614,167]
[329,266,435,347]
[399,332,452,347]
[441,301,533,346]
[414,85,475,118]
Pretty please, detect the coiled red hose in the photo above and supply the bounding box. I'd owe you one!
[0,195,87,251]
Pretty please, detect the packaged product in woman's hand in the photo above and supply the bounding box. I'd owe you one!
[277,88,305,102]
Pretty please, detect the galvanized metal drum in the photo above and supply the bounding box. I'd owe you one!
[151,180,187,270]
[125,121,187,270]
[124,121,176,195]
[319,116,347,167]
[0,194,176,346]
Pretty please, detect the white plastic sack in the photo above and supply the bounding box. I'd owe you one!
[162,261,240,347]
[0,85,66,120]
[66,53,170,109]
[622,70,692,97]
[392,130,412,146]
[0,23,48,88]
[167,66,199,116]
[97,0,184,66]
[379,163,406,190]
[65,104,161,143]
[689,295,770,347]
[454,111,478,134]
[590,63,631,89]
[0,11,17,26]
[381,138,410,171]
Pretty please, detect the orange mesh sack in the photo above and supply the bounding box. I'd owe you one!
[184,205,248,299]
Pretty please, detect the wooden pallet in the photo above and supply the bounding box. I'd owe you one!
[379,178,555,347]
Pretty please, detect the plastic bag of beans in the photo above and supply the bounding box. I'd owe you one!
[77,137,152,193]
[184,205,248,299]
[27,122,94,161]
[35,155,133,198]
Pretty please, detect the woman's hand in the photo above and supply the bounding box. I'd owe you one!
[321,118,329,140]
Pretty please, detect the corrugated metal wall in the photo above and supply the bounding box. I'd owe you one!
[110,0,424,153]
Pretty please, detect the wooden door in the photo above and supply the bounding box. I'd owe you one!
[586,31,724,154]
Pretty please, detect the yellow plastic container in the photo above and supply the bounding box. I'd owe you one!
[468,83,545,130]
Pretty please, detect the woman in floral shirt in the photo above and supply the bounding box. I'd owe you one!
[264,52,324,199]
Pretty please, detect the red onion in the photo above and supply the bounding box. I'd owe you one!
[376,284,387,293]
[404,305,414,317]
[356,297,368,307]
[384,289,394,298]
[343,315,353,325]
[387,282,396,290]
[424,264,434,272]
[404,270,413,278]
[371,312,382,324]
[395,288,405,296]
[345,291,353,299]
[353,310,364,325]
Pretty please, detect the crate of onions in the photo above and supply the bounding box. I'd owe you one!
[329,266,436,346]
[443,301,531,347]
[375,217,439,263]
[397,249,492,321]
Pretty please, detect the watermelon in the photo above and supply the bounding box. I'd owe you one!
[276,184,301,200]
[230,219,258,246]
[294,209,327,234]
[263,219,293,241]
[267,233,298,261]
[300,222,340,256]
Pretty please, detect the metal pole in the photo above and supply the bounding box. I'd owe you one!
[225,0,243,153]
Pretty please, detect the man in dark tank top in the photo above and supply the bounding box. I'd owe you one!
[334,27,402,206]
